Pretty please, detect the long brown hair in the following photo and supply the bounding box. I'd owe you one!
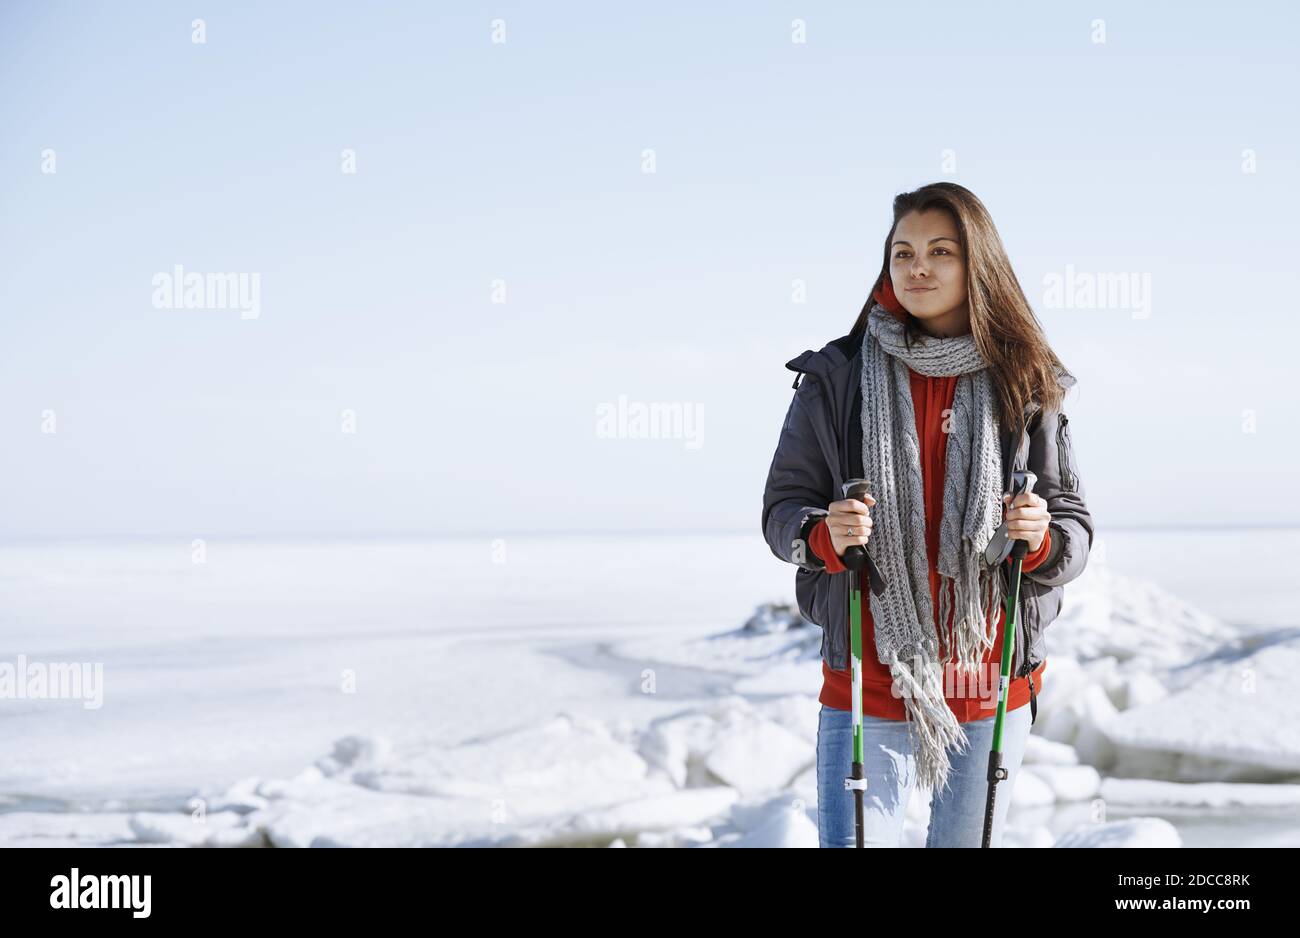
[850,182,1073,429]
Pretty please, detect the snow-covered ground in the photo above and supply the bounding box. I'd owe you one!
[1,531,1298,847]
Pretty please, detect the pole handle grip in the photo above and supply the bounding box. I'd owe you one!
[984,470,1038,566]
[840,479,888,594]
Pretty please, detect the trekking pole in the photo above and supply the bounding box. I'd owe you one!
[840,478,887,849]
[981,468,1037,849]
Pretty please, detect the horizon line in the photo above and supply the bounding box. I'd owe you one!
[1,523,1299,543]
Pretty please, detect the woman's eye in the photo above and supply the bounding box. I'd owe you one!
[894,248,956,259]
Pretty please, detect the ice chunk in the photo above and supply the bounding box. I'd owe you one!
[1053,817,1181,848]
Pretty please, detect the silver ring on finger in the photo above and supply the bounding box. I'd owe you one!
[846,526,854,536]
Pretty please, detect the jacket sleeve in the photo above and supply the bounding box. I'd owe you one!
[761,376,835,573]
[1023,406,1093,588]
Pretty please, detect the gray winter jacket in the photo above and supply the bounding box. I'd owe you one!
[760,331,1093,683]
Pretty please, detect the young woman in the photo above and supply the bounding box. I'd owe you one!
[761,182,1093,847]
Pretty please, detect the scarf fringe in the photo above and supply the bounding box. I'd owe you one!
[889,648,970,794]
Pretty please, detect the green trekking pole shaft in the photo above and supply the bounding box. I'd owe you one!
[982,469,1037,849]
[840,479,878,849]
[846,565,866,847]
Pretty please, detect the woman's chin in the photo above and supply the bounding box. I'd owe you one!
[905,298,956,319]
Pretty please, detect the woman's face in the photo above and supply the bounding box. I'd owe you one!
[889,209,968,326]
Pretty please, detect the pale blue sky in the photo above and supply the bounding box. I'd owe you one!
[1,1,1296,537]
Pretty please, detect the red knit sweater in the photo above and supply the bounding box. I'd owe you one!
[810,366,1050,722]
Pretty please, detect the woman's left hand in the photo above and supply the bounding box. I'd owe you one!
[1003,491,1051,553]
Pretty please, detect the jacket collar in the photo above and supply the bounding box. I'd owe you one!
[784,334,858,385]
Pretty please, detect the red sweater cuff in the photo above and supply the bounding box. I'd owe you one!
[808,518,848,574]
[1018,527,1052,572]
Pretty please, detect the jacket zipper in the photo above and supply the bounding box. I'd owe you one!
[1056,413,1077,493]
[1016,596,1033,677]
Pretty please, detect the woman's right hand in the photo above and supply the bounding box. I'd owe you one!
[826,493,876,557]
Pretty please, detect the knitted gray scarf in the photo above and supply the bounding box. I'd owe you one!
[860,302,1006,794]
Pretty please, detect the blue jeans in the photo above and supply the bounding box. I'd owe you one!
[815,703,1031,847]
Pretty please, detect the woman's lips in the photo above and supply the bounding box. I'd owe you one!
[905,286,935,292]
